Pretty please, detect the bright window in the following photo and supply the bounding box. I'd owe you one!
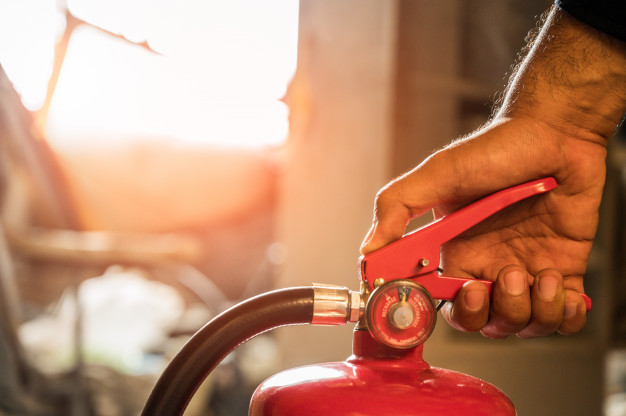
[1,0,299,148]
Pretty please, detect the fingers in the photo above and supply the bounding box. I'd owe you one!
[360,155,451,255]
[517,268,565,338]
[360,180,443,254]
[480,266,533,338]
[360,203,410,255]
[442,265,587,338]
[440,281,490,332]
[360,182,409,255]
[557,289,587,335]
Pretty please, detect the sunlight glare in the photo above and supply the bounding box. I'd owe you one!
[2,0,299,148]
[0,0,61,110]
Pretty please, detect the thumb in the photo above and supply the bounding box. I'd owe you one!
[360,163,444,255]
[359,204,410,255]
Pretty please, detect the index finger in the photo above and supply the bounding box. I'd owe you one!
[360,174,438,255]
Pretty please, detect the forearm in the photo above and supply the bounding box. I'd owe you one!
[496,7,626,143]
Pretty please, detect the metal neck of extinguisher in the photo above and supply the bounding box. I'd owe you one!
[311,283,365,325]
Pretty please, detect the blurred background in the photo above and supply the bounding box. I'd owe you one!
[0,0,625,415]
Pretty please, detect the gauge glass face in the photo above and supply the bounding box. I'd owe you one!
[366,280,436,349]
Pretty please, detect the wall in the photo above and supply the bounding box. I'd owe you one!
[274,1,606,415]
[274,0,398,366]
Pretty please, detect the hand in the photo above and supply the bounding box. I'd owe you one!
[361,116,603,338]
[360,7,626,339]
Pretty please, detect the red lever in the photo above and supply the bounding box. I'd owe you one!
[360,177,592,311]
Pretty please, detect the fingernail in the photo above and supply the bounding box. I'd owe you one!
[564,302,578,319]
[465,290,485,312]
[537,275,558,300]
[504,270,526,296]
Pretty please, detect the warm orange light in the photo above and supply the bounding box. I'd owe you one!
[2,1,299,148]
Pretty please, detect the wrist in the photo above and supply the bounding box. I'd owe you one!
[496,7,626,144]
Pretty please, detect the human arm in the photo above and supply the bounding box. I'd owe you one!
[360,6,626,338]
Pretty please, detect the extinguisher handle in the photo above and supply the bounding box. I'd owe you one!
[360,178,558,290]
[415,272,592,312]
[360,177,592,312]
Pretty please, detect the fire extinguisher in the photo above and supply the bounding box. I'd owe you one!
[141,178,591,416]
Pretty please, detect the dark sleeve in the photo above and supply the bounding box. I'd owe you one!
[555,0,626,42]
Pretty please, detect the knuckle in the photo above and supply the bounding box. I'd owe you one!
[492,297,530,327]
[533,310,562,327]
[457,316,487,333]
[500,307,530,328]
[373,182,397,205]
[373,187,393,213]
[558,313,587,335]
[445,302,487,333]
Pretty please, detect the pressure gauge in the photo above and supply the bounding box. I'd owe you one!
[365,280,436,349]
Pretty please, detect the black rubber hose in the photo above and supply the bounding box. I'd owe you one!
[141,286,315,416]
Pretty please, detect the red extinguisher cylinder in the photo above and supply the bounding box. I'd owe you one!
[250,329,516,416]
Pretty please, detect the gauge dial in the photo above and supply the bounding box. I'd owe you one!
[365,280,436,349]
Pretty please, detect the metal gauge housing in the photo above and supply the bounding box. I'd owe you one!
[365,280,436,349]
